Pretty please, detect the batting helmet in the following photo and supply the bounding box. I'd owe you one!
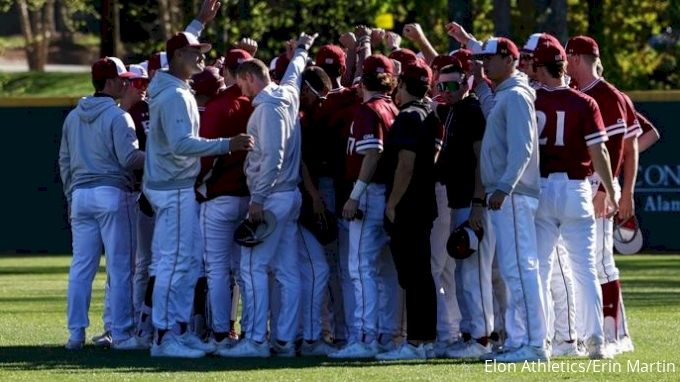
[447,223,483,260]
[234,210,277,247]
[299,209,338,246]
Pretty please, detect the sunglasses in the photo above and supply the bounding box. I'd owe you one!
[520,53,533,61]
[130,78,149,90]
[437,81,463,93]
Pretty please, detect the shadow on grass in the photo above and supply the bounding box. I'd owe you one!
[0,346,473,373]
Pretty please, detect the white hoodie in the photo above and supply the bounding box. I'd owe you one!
[59,95,145,205]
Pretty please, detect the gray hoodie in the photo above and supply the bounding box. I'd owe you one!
[59,95,145,205]
[480,74,541,198]
[244,48,307,205]
[144,71,232,190]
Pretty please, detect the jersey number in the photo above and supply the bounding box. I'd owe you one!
[536,110,565,146]
[347,137,356,155]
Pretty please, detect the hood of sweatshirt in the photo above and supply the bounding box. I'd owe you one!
[147,70,193,107]
[252,82,293,109]
[495,71,536,102]
[75,95,118,123]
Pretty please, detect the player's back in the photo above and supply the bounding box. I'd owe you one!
[535,86,608,179]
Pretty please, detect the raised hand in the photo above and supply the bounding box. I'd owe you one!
[445,21,471,45]
[297,32,319,50]
[403,23,425,42]
[197,0,221,24]
[235,37,258,57]
[339,32,357,50]
[385,31,402,51]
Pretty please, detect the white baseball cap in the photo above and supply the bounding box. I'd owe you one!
[613,216,644,255]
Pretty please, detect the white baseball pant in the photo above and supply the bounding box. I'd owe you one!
[450,207,472,337]
[240,190,302,343]
[336,218,355,342]
[200,195,249,334]
[377,245,402,340]
[67,186,136,342]
[589,174,622,284]
[145,187,202,330]
[133,203,155,318]
[430,183,460,342]
[549,239,577,343]
[348,183,400,342]
[298,225,330,341]
[458,207,496,340]
[535,174,604,345]
[491,256,507,338]
[102,279,111,332]
[490,193,546,349]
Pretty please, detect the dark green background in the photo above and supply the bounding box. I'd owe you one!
[0,101,674,253]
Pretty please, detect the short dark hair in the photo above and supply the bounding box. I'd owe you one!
[92,78,107,92]
[439,64,466,78]
[236,59,269,80]
[362,72,396,93]
[536,61,568,79]
[302,66,332,95]
[319,64,343,79]
[400,77,429,98]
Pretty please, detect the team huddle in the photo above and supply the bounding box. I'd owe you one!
[57,0,661,362]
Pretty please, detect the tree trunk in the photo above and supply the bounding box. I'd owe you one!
[547,0,568,44]
[448,0,472,51]
[492,0,511,37]
[113,0,121,56]
[46,0,57,35]
[17,0,52,72]
[158,0,174,41]
[100,0,116,57]
[58,0,76,43]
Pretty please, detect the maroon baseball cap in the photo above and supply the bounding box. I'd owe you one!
[166,32,212,61]
[92,57,135,81]
[522,33,560,53]
[565,35,600,57]
[401,60,433,85]
[477,37,520,59]
[389,48,418,67]
[316,44,346,68]
[431,55,461,72]
[533,40,567,66]
[147,52,168,72]
[224,49,252,71]
[363,54,394,76]
[191,66,225,97]
[450,49,473,72]
[271,53,290,78]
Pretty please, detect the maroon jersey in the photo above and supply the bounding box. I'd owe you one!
[619,92,642,140]
[345,94,398,184]
[636,111,657,135]
[535,86,609,179]
[128,100,150,151]
[580,78,628,177]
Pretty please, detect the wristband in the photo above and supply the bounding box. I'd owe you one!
[358,36,371,45]
[350,180,369,201]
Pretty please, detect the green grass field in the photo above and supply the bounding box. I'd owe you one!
[1,255,678,381]
[0,72,90,98]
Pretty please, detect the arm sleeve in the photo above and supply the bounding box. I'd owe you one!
[583,98,609,146]
[391,112,420,153]
[473,81,495,119]
[162,95,231,157]
[58,119,72,204]
[353,107,384,154]
[112,113,145,171]
[184,19,204,37]
[622,94,642,139]
[466,37,484,54]
[467,102,487,142]
[249,106,286,205]
[280,48,309,98]
[637,111,657,135]
[497,92,535,195]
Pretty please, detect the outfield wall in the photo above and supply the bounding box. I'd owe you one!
[0,92,678,253]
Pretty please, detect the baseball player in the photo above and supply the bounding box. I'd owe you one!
[330,54,400,359]
[566,35,639,355]
[195,49,253,351]
[531,39,617,359]
[59,57,146,350]
[220,32,317,358]
[475,37,548,363]
[144,31,253,358]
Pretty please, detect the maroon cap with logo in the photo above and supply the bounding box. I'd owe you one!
[224,49,252,71]
[191,66,225,97]
[533,40,567,66]
[477,37,520,59]
[92,57,135,81]
[565,36,600,57]
[166,32,212,61]
[431,55,461,72]
[363,54,394,76]
[388,48,418,67]
[450,49,473,72]
[316,45,346,68]
[401,59,433,85]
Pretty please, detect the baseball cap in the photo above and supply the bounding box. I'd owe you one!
[431,55,461,72]
[450,49,473,72]
[613,215,644,255]
[91,57,135,81]
[363,54,394,76]
[224,49,252,71]
[388,48,418,67]
[166,31,212,61]
[148,52,168,72]
[476,37,520,59]
[565,35,600,57]
[271,53,290,79]
[191,66,225,97]
[400,59,432,85]
[447,224,483,260]
[127,64,149,79]
[522,33,560,53]
[234,210,277,247]
[532,40,567,66]
[316,44,346,68]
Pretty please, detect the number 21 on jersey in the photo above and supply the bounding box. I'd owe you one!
[536,110,566,146]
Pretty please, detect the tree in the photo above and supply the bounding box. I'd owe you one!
[15,0,55,71]
[492,0,511,37]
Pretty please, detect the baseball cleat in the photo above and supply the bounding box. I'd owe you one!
[375,343,427,361]
[587,338,614,360]
[113,335,151,350]
[445,342,492,359]
[178,332,217,354]
[150,333,205,358]
[271,341,296,357]
[300,340,336,357]
[65,339,85,350]
[328,341,379,359]
[91,331,112,348]
[492,345,549,363]
[617,336,634,353]
[217,339,270,358]
[551,341,583,357]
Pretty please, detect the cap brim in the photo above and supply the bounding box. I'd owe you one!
[190,43,212,54]
[614,228,644,255]
[119,72,136,78]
